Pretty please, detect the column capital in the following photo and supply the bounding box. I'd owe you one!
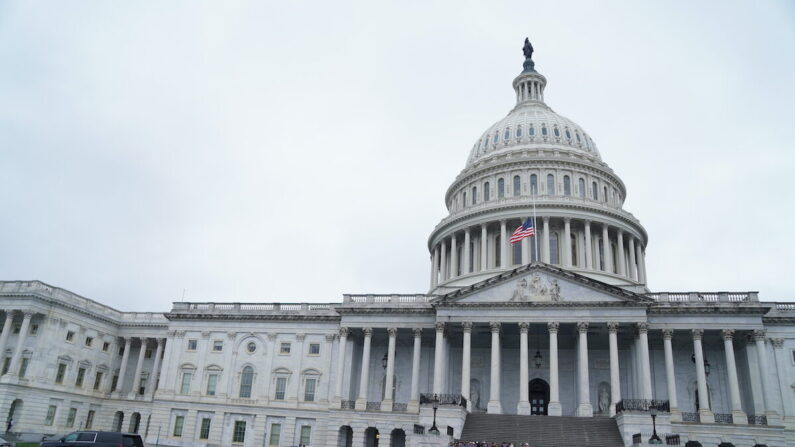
[500,219,506,224]
[481,222,488,229]
[21,310,35,318]
[489,322,501,333]
[362,327,373,337]
[413,327,423,337]
[339,327,350,338]
[296,333,306,342]
[607,322,619,333]
[461,322,473,332]
[584,219,591,225]
[325,334,336,342]
[435,322,445,332]
[617,228,624,236]
[518,322,529,333]
[752,329,766,341]
[542,216,550,223]
[547,321,560,333]
[721,329,735,341]
[267,332,278,341]
[771,338,785,349]
[563,217,571,223]
[577,322,589,333]
[387,327,398,337]
[636,322,649,334]
[691,329,704,340]
[662,328,674,339]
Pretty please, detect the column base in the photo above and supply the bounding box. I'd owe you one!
[381,399,393,412]
[517,401,531,415]
[548,401,562,416]
[698,408,715,423]
[669,408,682,423]
[407,400,419,413]
[764,411,781,426]
[355,398,368,411]
[487,400,503,414]
[577,403,593,417]
[731,410,748,425]
[330,397,341,408]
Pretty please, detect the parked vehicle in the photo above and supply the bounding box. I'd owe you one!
[40,431,144,447]
[0,436,11,447]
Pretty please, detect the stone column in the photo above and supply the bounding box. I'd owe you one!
[584,220,593,269]
[692,329,715,423]
[461,323,472,412]
[480,224,488,271]
[639,246,648,282]
[517,322,531,414]
[617,230,626,276]
[542,217,551,263]
[147,338,165,399]
[433,323,445,394]
[440,241,447,282]
[0,312,15,364]
[334,328,349,404]
[500,220,508,268]
[607,322,621,417]
[628,237,638,281]
[431,246,439,288]
[771,338,793,420]
[407,328,422,412]
[450,234,458,279]
[637,323,653,399]
[548,322,562,416]
[8,311,32,376]
[662,329,681,421]
[721,330,747,423]
[563,218,572,268]
[636,243,646,284]
[602,224,612,273]
[487,322,502,414]
[382,328,397,410]
[577,322,593,417]
[752,330,779,423]
[129,338,148,398]
[355,328,372,410]
[463,229,471,275]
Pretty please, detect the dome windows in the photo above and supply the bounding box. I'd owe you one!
[565,129,571,139]
[578,178,586,199]
[592,182,598,200]
[541,125,548,136]
[575,132,581,143]
[462,191,467,207]
[484,182,491,201]
[563,175,571,196]
[530,174,538,195]
[497,178,505,199]
[513,175,521,196]
[504,129,511,141]
[472,187,477,205]
[553,127,560,137]
[547,174,555,195]
[493,133,499,144]
[529,126,535,136]
[516,125,523,138]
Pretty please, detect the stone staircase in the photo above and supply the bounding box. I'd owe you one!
[459,414,625,447]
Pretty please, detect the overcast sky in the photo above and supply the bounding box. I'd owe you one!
[1,1,794,311]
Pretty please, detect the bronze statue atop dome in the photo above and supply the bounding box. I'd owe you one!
[523,38,534,60]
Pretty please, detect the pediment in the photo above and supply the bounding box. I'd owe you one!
[437,263,650,305]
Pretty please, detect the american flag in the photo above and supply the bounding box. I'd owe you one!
[510,218,535,244]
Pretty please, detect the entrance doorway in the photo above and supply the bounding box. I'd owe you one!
[529,378,550,415]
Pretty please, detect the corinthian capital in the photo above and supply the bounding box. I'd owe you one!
[635,322,649,334]
[547,321,560,334]
[413,328,423,337]
[606,322,619,333]
[577,322,589,333]
[461,322,472,332]
[339,327,350,338]
[435,322,446,332]
[489,322,501,333]
[518,322,529,333]
[721,329,735,341]
[362,327,373,337]
[752,329,766,341]
[661,329,674,340]
[387,327,398,337]
[691,329,704,340]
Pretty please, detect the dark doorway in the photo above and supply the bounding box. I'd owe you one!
[364,427,379,447]
[529,378,550,415]
[390,428,406,447]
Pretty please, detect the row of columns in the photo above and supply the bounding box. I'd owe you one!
[0,310,34,378]
[430,217,647,287]
[106,336,166,400]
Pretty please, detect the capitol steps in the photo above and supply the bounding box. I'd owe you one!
[459,413,625,447]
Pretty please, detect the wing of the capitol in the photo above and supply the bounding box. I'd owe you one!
[1,41,793,447]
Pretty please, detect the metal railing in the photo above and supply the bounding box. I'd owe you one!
[681,412,699,422]
[366,401,381,411]
[633,434,643,445]
[666,435,681,445]
[340,400,355,410]
[413,424,425,435]
[615,399,670,413]
[713,413,733,424]
[419,393,468,408]
[747,414,768,425]
[392,402,408,412]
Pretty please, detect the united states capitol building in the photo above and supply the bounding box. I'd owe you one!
[1,41,793,447]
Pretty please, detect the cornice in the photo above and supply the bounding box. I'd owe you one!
[762,316,795,325]
[165,313,341,322]
[436,301,647,309]
[334,307,434,315]
[649,306,770,316]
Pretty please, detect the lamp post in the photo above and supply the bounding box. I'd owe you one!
[648,405,662,444]
[429,394,440,435]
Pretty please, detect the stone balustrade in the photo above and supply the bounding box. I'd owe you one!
[645,292,759,303]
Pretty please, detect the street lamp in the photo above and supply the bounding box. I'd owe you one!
[533,349,543,368]
[382,353,388,370]
[429,394,440,435]
[648,405,662,444]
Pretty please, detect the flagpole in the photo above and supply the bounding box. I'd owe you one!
[532,183,539,263]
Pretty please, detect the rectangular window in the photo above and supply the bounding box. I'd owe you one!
[308,343,320,355]
[66,331,74,342]
[2,357,10,375]
[187,339,197,351]
[212,340,223,352]
[206,374,218,396]
[145,349,152,359]
[173,415,184,437]
[55,363,67,384]
[232,421,246,444]
[19,358,29,378]
[111,374,119,392]
[66,407,77,428]
[44,405,56,426]
[180,372,192,394]
[102,342,110,352]
[85,410,95,429]
[30,324,38,335]
[280,342,291,354]
[94,371,103,390]
[75,367,86,387]
[268,423,281,446]
[199,417,211,439]
[85,336,93,347]
[300,425,311,445]
[138,377,147,395]
[304,378,316,402]
[275,377,287,400]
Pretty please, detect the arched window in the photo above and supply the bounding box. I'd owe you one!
[484,134,490,146]
[592,182,598,200]
[529,126,535,136]
[472,186,477,205]
[516,126,523,137]
[541,125,548,136]
[578,178,585,198]
[553,127,560,137]
[530,174,538,195]
[576,132,581,143]
[493,133,499,144]
[484,182,491,201]
[546,174,555,195]
[462,191,467,207]
[603,186,608,203]
[565,129,571,139]
[504,129,510,140]
[550,233,559,265]
[494,234,501,268]
[239,366,254,398]
[513,176,521,196]
[563,176,571,196]
[571,233,578,267]
[497,178,505,199]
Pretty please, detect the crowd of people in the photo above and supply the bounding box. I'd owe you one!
[448,443,533,447]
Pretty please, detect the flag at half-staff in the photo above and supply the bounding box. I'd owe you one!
[509,218,535,244]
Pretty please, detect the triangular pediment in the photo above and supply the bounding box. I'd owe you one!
[437,263,651,305]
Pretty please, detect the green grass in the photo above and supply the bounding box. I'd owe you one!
[15,443,40,447]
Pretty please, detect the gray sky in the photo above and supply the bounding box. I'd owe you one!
[1,1,794,311]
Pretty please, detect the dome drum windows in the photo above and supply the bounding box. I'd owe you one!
[516,125,523,138]
[553,127,561,138]
[529,125,535,137]
[546,174,556,195]
[497,178,505,199]
[472,186,477,205]
[578,178,586,199]
[541,125,548,137]
[513,175,521,197]
[530,174,538,195]
[484,182,491,201]
[503,128,511,142]
[563,175,571,196]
